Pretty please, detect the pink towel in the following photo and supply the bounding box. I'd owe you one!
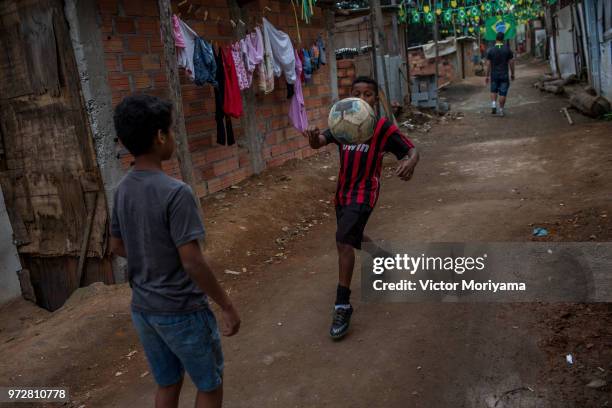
[172,15,186,48]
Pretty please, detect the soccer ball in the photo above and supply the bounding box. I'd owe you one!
[328,97,377,145]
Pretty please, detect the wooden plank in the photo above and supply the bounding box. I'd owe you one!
[0,0,112,310]
[334,15,370,29]
[24,255,113,311]
[76,192,98,286]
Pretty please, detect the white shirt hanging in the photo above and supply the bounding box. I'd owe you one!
[262,18,296,84]
[176,18,198,80]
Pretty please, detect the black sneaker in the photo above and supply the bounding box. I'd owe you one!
[330,306,353,340]
[491,107,497,115]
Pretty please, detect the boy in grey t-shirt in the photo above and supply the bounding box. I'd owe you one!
[110,94,240,408]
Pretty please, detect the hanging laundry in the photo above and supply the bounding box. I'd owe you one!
[176,18,198,80]
[262,18,296,84]
[243,28,263,87]
[193,37,217,87]
[287,83,294,99]
[288,49,308,132]
[302,48,312,82]
[311,43,320,70]
[214,48,235,146]
[231,42,250,91]
[259,23,275,94]
[220,45,243,118]
[317,34,327,65]
[299,50,305,83]
[239,39,252,88]
[172,15,186,48]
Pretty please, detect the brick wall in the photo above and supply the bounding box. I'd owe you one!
[337,59,356,98]
[408,48,456,86]
[97,0,331,196]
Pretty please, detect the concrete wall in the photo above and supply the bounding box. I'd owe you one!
[65,0,127,283]
[598,37,612,101]
[0,187,22,304]
[573,0,611,102]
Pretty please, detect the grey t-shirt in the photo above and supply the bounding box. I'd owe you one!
[111,169,207,314]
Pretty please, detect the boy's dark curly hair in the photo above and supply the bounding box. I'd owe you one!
[352,76,378,95]
[113,94,173,156]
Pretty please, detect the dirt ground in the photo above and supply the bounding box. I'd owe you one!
[1,60,611,408]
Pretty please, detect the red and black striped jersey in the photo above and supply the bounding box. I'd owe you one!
[324,118,415,208]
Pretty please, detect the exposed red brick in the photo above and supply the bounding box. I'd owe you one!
[337,59,354,69]
[138,19,159,34]
[205,146,236,163]
[185,117,217,135]
[123,0,145,16]
[266,152,295,168]
[98,0,117,14]
[127,37,148,53]
[141,54,161,71]
[213,157,239,176]
[105,56,119,72]
[121,55,143,72]
[115,17,136,34]
[108,73,130,91]
[149,35,163,53]
[103,37,123,53]
[133,73,152,89]
[200,165,215,180]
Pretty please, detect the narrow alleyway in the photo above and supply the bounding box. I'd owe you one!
[0,60,610,408]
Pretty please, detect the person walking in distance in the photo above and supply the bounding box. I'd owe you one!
[486,31,515,116]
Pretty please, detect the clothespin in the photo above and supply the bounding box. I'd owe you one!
[239,19,246,26]
[194,5,202,15]
[187,4,193,14]
[230,19,236,28]
[263,6,272,16]
[203,10,208,21]
[178,0,188,6]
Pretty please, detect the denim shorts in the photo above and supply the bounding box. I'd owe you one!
[131,308,224,392]
[490,78,510,96]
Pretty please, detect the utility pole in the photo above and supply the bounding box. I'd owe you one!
[157,0,202,204]
[369,0,391,107]
[404,21,412,104]
[432,0,440,112]
[325,9,339,102]
[390,0,399,56]
[228,0,264,174]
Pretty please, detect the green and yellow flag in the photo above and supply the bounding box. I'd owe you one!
[485,15,517,40]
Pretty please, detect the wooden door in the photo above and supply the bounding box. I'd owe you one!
[0,0,113,311]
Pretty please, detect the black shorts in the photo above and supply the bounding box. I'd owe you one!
[335,204,373,249]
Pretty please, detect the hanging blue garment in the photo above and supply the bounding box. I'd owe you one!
[193,37,217,87]
[302,48,312,82]
[317,35,326,65]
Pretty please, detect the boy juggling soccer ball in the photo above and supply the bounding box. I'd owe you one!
[110,95,240,408]
[303,77,419,340]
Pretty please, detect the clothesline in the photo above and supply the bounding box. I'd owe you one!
[175,0,317,25]
[171,15,327,146]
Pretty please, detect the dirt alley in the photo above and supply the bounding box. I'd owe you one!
[0,60,611,408]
